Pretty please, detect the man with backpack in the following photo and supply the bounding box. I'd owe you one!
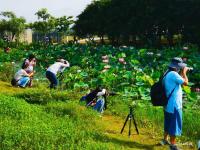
[160,57,189,150]
[80,87,107,114]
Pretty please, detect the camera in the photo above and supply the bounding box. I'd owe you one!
[187,67,193,71]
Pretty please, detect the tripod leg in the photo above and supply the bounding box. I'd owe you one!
[121,114,129,134]
[129,116,132,137]
[132,115,139,135]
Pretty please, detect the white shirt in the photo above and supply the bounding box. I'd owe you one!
[163,71,184,113]
[14,69,29,81]
[97,89,106,96]
[24,59,36,73]
[47,62,70,75]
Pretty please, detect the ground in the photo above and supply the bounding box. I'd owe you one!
[0,81,196,150]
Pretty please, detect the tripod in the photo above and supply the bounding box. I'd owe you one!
[120,106,139,137]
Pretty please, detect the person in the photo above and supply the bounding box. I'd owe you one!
[46,59,70,89]
[12,63,34,88]
[22,54,36,87]
[80,87,107,113]
[160,57,189,150]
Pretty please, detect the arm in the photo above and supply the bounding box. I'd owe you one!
[97,89,106,96]
[22,70,34,77]
[180,67,189,86]
[61,61,70,68]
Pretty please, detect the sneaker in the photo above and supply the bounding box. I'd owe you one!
[169,144,180,150]
[159,139,170,146]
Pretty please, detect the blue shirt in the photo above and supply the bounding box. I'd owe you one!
[163,71,184,113]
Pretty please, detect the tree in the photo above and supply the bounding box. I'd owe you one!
[35,8,51,21]
[0,11,26,40]
[74,0,200,46]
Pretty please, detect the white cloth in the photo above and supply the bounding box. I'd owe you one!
[47,62,70,75]
[97,89,106,96]
[24,59,36,73]
[14,69,29,81]
[163,71,184,113]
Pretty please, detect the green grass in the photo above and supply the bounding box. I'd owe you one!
[0,81,199,149]
[0,94,121,150]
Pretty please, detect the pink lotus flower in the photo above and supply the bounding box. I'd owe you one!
[119,58,125,63]
[195,88,200,92]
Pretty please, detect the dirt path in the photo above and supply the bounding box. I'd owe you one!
[101,115,195,150]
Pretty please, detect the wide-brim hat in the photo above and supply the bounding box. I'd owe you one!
[169,57,187,69]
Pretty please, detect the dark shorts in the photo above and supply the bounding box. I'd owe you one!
[164,109,182,136]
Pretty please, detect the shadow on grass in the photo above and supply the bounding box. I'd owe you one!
[96,134,155,150]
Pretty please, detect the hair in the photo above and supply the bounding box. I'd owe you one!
[28,54,35,60]
[22,63,29,69]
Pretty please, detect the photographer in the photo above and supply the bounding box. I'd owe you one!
[22,54,36,87]
[160,57,189,150]
[80,87,107,114]
[46,59,70,89]
[11,63,34,88]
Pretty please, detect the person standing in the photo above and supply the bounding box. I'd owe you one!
[46,59,70,89]
[22,54,37,87]
[160,57,189,150]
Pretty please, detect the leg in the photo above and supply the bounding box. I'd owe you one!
[46,71,58,89]
[164,132,168,141]
[93,99,105,113]
[17,77,30,88]
[132,114,139,134]
[170,136,176,145]
[121,114,129,134]
[129,115,132,137]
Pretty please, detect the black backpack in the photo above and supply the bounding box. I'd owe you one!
[11,78,17,86]
[150,71,176,106]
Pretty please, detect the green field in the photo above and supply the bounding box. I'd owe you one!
[0,44,199,149]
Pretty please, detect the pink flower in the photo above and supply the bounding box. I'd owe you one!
[119,58,125,63]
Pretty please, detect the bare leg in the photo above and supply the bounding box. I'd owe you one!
[164,132,168,141]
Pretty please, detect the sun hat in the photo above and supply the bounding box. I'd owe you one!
[169,57,187,69]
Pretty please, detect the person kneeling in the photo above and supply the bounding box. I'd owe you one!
[80,87,107,114]
[11,64,33,88]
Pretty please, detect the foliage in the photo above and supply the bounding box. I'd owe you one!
[74,0,200,46]
[0,11,26,40]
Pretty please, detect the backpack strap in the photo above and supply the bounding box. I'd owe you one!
[167,85,177,100]
[162,70,176,102]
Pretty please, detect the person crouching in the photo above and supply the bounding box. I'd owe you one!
[46,59,70,89]
[80,87,107,114]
